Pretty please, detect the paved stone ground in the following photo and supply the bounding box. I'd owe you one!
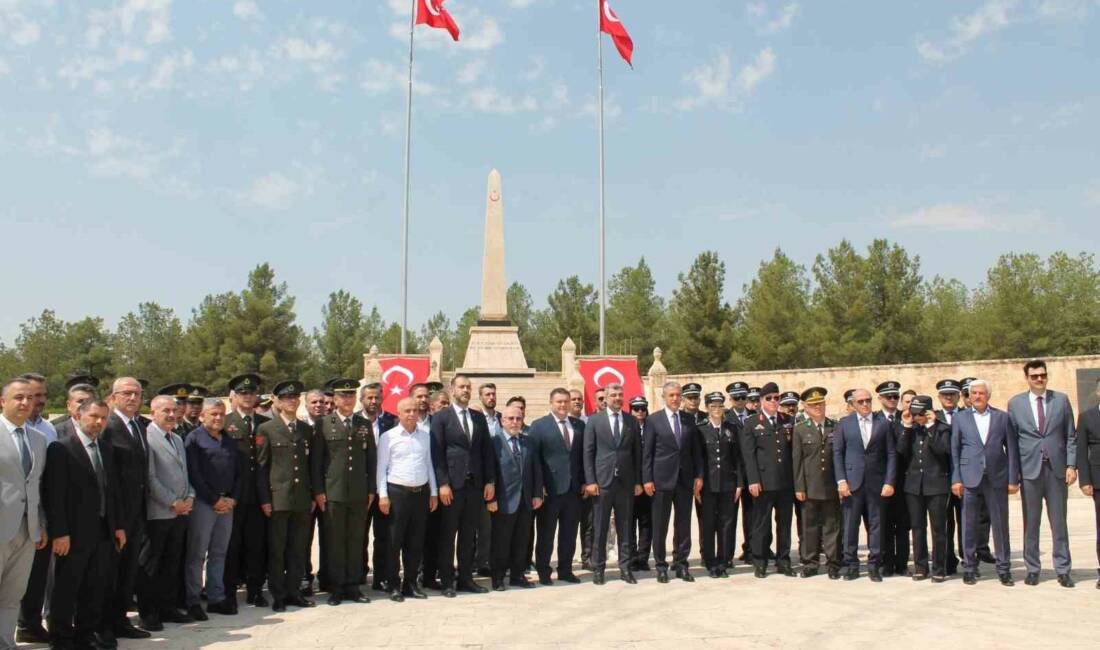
[37,496,1098,649]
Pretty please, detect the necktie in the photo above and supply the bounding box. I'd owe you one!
[612,413,621,445]
[128,419,145,452]
[244,415,252,436]
[344,417,353,432]
[89,440,106,516]
[14,427,31,477]
[819,423,825,438]
[559,420,572,449]
[461,410,471,441]
[860,417,870,449]
[1036,395,1046,435]
[672,412,682,445]
[510,436,520,458]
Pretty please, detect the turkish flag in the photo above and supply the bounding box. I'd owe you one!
[416,0,460,41]
[379,357,431,415]
[600,0,634,67]
[578,358,645,415]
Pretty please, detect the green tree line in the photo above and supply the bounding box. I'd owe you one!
[3,243,1098,408]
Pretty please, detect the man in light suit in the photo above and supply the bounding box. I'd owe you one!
[1007,359,1078,587]
[530,388,585,585]
[138,395,195,631]
[0,378,48,650]
[583,383,642,585]
[833,388,896,582]
[486,405,543,591]
[950,379,1019,586]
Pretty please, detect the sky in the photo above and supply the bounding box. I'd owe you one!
[1,0,1097,344]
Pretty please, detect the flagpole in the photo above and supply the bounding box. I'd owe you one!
[597,1,607,356]
[400,0,416,354]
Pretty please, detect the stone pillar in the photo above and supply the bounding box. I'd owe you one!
[428,336,443,381]
[363,345,382,383]
[646,347,668,410]
[561,337,576,380]
[480,169,507,321]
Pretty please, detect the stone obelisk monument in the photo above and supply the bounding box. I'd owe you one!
[459,170,535,377]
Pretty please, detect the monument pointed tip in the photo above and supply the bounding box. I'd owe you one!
[489,168,501,179]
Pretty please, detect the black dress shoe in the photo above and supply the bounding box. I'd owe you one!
[510,577,536,588]
[827,568,840,580]
[402,585,428,599]
[137,616,163,632]
[977,549,996,564]
[477,566,493,578]
[593,570,606,585]
[422,578,443,590]
[844,568,859,581]
[16,624,50,643]
[963,572,977,585]
[754,566,767,579]
[389,590,404,603]
[160,608,194,624]
[881,566,895,577]
[558,572,581,583]
[1057,574,1075,588]
[457,580,488,594]
[271,598,286,612]
[779,565,796,578]
[912,572,928,581]
[286,595,316,608]
[708,567,720,578]
[492,580,506,591]
[538,574,554,586]
[188,604,210,621]
[800,567,818,578]
[207,599,235,616]
[931,575,947,583]
[634,561,651,572]
[1024,572,1039,586]
[300,584,314,597]
[656,569,670,583]
[998,573,1015,586]
[92,631,118,649]
[327,593,341,606]
[869,567,882,583]
[371,581,390,593]
[114,622,151,639]
[441,586,457,598]
[679,568,695,582]
[620,569,637,584]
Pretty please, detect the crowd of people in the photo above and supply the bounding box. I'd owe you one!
[1,358,1098,650]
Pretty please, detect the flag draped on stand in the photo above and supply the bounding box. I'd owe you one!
[599,0,634,66]
[417,0,461,41]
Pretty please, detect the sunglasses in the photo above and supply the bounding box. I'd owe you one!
[881,394,899,400]
[854,399,873,405]
[762,395,780,402]
[1028,373,1048,380]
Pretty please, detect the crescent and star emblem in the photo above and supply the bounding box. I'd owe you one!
[603,1,620,23]
[489,190,500,202]
[382,365,415,396]
[426,0,442,18]
[592,366,625,387]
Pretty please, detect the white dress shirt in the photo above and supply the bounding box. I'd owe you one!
[859,415,872,448]
[664,407,679,431]
[377,423,437,498]
[25,415,58,444]
[973,407,992,445]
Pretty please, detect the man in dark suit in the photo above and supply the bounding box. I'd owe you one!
[627,397,653,571]
[357,382,396,592]
[486,405,543,590]
[45,399,127,650]
[1075,379,1100,589]
[952,379,1019,586]
[833,388,896,582]
[875,381,909,577]
[739,382,796,578]
[530,388,585,585]
[643,382,703,583]
[583,383,642,585]
[430,374,495,598]
[99,377,152,642]
[1007,359,1077,587]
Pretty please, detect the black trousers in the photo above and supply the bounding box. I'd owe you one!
[18,544,52,629]
[535,490,581,576]
[137,517,188,617]
[738,489,755,560]
[224,503,267,597]
[592,479,634,571]
[1093,491,1100,570]
[490,506,534,580]
[322,501,368,594]
[697,490,737,569]
[906,492,948,577]
[632,492,653,565]
[579,496,595,564]
[652,486,694,570]
[800,498,841,570]
[881,492,910,573]
[267,510,310,600]
[386,484,428,588]
[751,489,793,569]
[365,497,391,585]
[105,518,143,629]
[49,525,112,646]
[304,508,325,587]
[437,485,481,586]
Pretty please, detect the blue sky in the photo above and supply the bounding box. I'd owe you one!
[1,0,1097,343]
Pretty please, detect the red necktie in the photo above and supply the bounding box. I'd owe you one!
[1036,395,1046,435]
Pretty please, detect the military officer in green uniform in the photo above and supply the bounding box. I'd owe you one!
[792,387,842,579]
[223,373,269,609]
[311,378,377,606]
[183,385,208,432]
[255,380,316,612]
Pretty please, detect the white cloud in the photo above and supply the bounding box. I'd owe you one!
[87,0,173,47]
[275,37,336,62]
[675,47,776,111]
[232,0,262,21]
[361,58,436,96]
[916,0,1016,63]
[1037,0,1093,20]
[457,58,485,84]
[507,0,537,8]
[7,15,40,45]
[890,203,1040,231]
[390,6,502,52]
[239,172,301,210]
[738,47,776,94]
[0,57,8,77]
[466,86,538,114]
[920,144,947,160]
[145,48,193,91]
[1039,102,1083,130]
[749,3,798,34]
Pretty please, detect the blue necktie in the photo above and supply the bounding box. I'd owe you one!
[14,427,31,477]
[612,413,621,445]
[672,413,682,445]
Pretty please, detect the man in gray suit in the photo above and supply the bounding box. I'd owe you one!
[1007,359,1078,587]
[950,379,1019,586]
[486,405,543,590]
[137,395,195,630]
[0,378,48,650]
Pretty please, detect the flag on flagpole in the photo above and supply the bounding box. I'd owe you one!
[417,0,461,41]
[599,0,634,67]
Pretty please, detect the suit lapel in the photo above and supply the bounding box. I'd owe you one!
[66,433,96,481]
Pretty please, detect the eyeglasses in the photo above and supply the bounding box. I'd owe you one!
[502,416,523,422]
[1028,373,1048,380]
[854,399,873,405]
[762,395,780,402]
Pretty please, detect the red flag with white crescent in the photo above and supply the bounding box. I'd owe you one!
[416,0,461,41]
[578,358,645,415]
[379,357,431,415]
[599,0,634,67]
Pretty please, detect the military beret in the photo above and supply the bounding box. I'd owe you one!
[725,381,749,398]
[704,391,725,405]
[778,391,800,406]
[272,380,304,397]
[746,387,762,400]
[65,372,99,392]
[843,388,857,403]
[910,395,934,415]
[876,380,901,396]
[187,385,208,403]
[681,382,702,397]
[228,373,262,393]
[759,382,780,397]
[158,382,193,400]
[629,396,649,410]
[327,377,360,394]
[936,379,961,394]
[801,386,828,404]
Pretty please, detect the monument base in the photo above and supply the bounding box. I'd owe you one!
[460,324,535,378]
